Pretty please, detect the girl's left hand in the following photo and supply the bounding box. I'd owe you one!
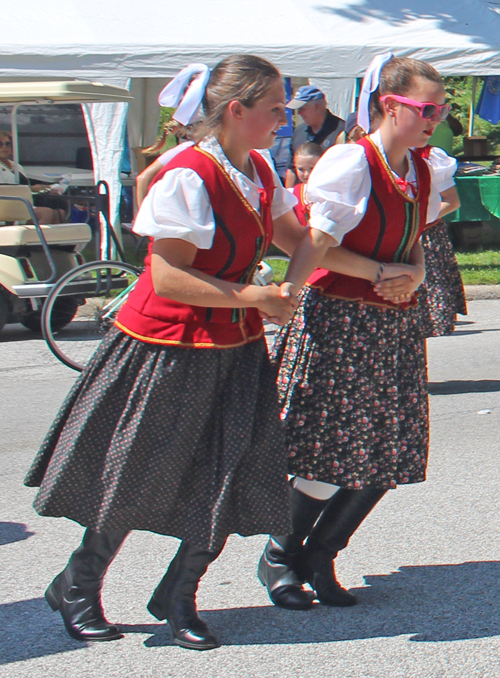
[374,265,425,304]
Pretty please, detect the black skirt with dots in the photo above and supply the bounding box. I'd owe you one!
[25,327,292,551]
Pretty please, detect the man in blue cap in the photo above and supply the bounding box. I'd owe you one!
[285,85,345,187]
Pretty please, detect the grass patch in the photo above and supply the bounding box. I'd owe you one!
[264,257,289,284]
[81,243,146,269]
[456,250,500,285]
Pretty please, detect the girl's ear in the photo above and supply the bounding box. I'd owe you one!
[226,100,245,121]
[381,95,398,118]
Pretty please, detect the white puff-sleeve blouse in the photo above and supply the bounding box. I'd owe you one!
[306,130,457,246]
[133,137,297,250]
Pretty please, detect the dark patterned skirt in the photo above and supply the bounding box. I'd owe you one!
[25,327,292,551]
[272,288,429,489]
[418,221,467,337]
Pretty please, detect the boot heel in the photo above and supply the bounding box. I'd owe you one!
[45,583,60,611]
[147,596,166,621]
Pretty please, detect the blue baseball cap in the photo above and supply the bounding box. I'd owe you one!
[286,85,325,110]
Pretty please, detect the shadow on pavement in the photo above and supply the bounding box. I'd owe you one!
[428,380,500,395]
[0,325,40,343]
[0,598,86,664]
[0,521,35,546]
[143,561,500,647]
[3,561,500,662]
[452,328,500,336]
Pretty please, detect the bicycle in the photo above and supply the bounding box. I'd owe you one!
[42,182,142,372]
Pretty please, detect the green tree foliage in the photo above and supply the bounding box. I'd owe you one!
[444,77,500,156]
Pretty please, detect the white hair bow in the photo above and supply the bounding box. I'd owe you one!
[357,53,393,133]
[158,64,211,125]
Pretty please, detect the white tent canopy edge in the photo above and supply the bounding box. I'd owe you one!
[2,0,500,225]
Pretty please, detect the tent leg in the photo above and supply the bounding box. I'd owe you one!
[468,76,478,137]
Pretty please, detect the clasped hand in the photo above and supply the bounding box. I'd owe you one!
[257,282,298,326]
[373,263,425,304]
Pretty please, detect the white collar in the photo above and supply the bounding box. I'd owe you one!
[370,130,417,197]
[369,129,415,182]
[198,136,264,189]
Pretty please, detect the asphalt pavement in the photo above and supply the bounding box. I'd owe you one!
[2,301,500,677]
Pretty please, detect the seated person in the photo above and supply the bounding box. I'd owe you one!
[0,130,68,224]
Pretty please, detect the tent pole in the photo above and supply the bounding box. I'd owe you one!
[10,103,21,183]
[351,78,361,112]
[468,76,477,137]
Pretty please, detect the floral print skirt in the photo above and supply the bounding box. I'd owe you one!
[25,327,292,551]
[418,221,467,337]
[272,288,429,489]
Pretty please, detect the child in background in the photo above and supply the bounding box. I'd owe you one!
[289,142,323,226]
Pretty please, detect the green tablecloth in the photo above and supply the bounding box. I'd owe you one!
[445,174,500,223]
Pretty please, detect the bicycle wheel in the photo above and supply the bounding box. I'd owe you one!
[42,260,142,372]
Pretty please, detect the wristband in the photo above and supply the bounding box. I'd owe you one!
[373,263,384,284]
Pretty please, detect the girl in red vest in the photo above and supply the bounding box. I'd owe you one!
[413,144,465,336]
[258,55,459,610]
[24,55,306,651]
[289,142,323,227]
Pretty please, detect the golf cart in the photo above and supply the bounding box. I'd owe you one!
[0,80,133,333]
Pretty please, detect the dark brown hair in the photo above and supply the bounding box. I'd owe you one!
[369,57,443,132]
[199,54,281,137]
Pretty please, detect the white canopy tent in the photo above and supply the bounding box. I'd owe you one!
[2,0,500,223]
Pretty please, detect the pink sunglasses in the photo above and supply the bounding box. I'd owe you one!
[379,94,451,121]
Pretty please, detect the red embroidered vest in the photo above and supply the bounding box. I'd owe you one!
[292,183,309,227]
[307,136,431,309]
[116,145,274,348]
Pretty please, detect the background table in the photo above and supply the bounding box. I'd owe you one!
[23,166,135,188]
[23,165,94,186]
[445,174,500,223]
[23,166,136,224]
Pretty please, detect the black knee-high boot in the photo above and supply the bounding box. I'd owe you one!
[303,487,387,607]
[258,486,330,610]
[147,541,222,651]
[45,528,129,641]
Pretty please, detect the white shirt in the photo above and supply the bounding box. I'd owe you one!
[307,129,457,245]
[133,136,297,249]
[0,162,27,184]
